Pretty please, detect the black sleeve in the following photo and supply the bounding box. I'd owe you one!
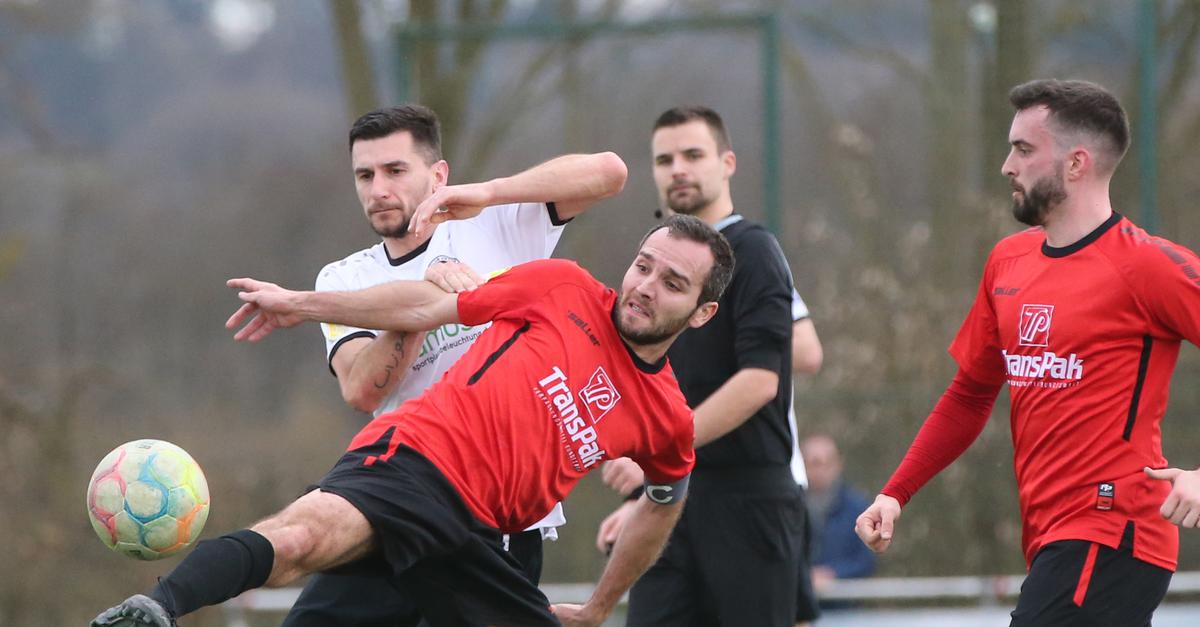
[728,228,793,373]
[546,201,572,226]
[327,331,377,376]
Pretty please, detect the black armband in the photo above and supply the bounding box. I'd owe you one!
[644,474,690,505]
[623,485,644,502]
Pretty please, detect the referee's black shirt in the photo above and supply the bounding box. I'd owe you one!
[667,215,794,469]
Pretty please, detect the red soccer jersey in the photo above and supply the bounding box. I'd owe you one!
[346,259,696,532]
[951,213,1200,571]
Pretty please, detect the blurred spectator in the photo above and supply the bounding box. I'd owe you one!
[802,434,877,603]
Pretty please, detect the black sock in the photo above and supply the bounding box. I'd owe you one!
[148,529,274,617]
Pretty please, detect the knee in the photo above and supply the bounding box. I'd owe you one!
[253,514,318,567]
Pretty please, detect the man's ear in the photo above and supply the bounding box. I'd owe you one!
[722,150,736,178]
[1065,147,1091,181]
[432,159,450,189]
[688,301,719,329]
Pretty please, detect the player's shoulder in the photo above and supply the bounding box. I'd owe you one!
[655,364,696,430]
[1105,216,1200,276]
[316,243,386,287]
[721,216,775,247]
[499,258,595,286]
[721,217,789,271]
[988,226,1044,262]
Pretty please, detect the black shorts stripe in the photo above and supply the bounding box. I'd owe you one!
[1011,523,1170,627]
[468,321,531,385]
[1124,335,1153,441]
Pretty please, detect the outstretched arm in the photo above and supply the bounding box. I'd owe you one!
[322,261,483,413]
[226,278,460,342]
[409,152,627,235]
[553,495,684,626]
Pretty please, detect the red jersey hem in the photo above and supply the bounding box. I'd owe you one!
[1030,528,1177,572]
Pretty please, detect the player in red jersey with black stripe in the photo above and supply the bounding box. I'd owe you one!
[91,214,733,627]
[856,79,1200,626]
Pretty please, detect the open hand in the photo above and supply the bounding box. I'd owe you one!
[225,277,308,342]
[595,500,637,554]
[408,182,494,236]
[425,259,485,293]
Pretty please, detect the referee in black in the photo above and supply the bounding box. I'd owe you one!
[598,106,817,626]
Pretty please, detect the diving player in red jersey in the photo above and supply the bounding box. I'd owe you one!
[856,79,1200,626]
[91,214,734,627]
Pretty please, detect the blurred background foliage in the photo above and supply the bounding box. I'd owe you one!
[4,0,1200,623]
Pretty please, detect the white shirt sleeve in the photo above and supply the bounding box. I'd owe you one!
[315,262,377,371]
[469,202,567,263]
[791,287,811,321]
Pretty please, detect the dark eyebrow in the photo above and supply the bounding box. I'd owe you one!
[638,251,692,286]
[355,160,409,175]
[654,146,706,161]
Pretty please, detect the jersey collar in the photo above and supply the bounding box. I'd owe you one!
[1041,211,1122,258]
[713,213,744,233]
[609,301,669,374]
[382,238,432,266]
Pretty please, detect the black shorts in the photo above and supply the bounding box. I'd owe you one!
[794,488,820,622]
[317,433,556,627]
[627,465,809,627]
[1010,523,1172,627]
[281,530,545,627]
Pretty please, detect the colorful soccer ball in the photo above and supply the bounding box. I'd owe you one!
[86,439,210,560]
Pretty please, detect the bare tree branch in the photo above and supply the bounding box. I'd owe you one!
[327,0,378,117]
[795,10,931,90]
[1158,1,1200,127]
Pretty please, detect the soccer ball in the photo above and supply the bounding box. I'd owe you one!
[86,439,210,560]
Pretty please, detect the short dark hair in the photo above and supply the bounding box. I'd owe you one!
[652,106,733,153]
[1008,79,1130,169]
[638,214,735,305]
[348,105,442,163]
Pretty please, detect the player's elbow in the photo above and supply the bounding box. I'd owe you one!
[341,383,383,414]
[594,152,628,198]
[746,369,780,406]
[793,346,824,375]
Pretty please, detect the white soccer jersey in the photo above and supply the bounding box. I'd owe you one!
[315,201,569,531]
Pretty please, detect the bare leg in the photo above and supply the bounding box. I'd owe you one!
[93,489,381,626]
[252,489,378,587]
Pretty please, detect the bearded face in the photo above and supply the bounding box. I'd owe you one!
[664,180,715,216]
[1011,162,1068,227]
[613,290,697,346]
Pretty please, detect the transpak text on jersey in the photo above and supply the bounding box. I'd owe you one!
[535,365,616,472]
[1003,302,1084,387]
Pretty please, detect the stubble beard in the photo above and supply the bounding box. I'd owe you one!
[666,185,712,216]
[1011,167,1067,227]
[368,203,414,239]
[614,297,694,346]
[372,216,413,239]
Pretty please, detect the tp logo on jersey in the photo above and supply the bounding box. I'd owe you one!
[1018,304,1054,347]
[580,366,621,424]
